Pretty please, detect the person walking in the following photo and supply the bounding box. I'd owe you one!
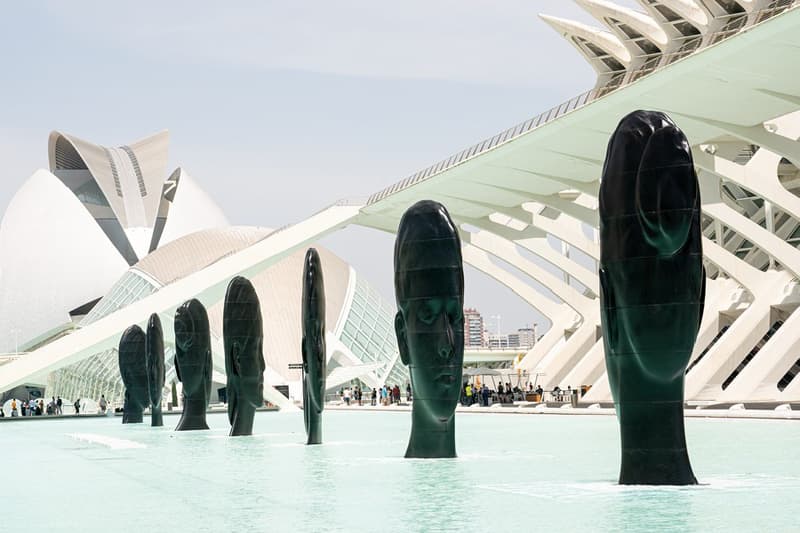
[55,396,62,415]
[99,394,108,414]
[481,384,489,407]
[465,383,473,405]
[11,399,18,417]
[73,398,81,415]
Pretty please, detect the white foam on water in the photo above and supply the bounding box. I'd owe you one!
[67,433,146,449]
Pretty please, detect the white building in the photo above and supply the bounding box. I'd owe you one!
[2,1,800,407]
[0,132,407,408]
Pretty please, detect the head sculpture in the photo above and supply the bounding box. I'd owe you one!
[301,248,327,445]
[394,200,464,458]
[146,313,166,427]
[599,110,704,485]
[174,299,212,431]
[224,276,266,436]
[119,325,148,424]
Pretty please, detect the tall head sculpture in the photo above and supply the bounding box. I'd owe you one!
[119,325,148,424]
[301,248,327,445]
[146,313,166,427]
[174,299,212,431]
[394,200,464,458]
[224,276,266,436]
[599,110,704,485]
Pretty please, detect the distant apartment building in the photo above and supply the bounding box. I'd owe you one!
[516,325,538,348]
[488,333,510,349]
[464,307,485,348]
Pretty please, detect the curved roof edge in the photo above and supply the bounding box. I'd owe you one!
[539,14,631,73]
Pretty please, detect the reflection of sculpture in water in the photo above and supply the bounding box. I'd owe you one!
[394,200,464,458]
[301,248,327,445]
[224,276,266,436]
[599,110,703,485]
[174,299,212,431]
[119,325,148,424]
[146,313,166,427]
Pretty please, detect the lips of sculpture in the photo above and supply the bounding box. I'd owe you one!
[398,296,464,421]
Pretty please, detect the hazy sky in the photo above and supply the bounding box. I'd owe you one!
[0,1,621,334]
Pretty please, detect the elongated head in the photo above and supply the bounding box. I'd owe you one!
[394,200,464,421]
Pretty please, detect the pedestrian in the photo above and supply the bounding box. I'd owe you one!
[11,398,18,417]
[406,383,412,402]
[370,387,377,406]
[481,384,489,407]
[55,396,62,415]
[20,400,26,417]
[73,398,81,415]
[343,387,351,406]
[99,394,108,414]
[465,383,473,405]
[35,400,42,416]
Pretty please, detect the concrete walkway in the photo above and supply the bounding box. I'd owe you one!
[326,402,800,421]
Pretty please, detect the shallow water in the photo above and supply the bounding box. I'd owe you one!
[1,410,798,532]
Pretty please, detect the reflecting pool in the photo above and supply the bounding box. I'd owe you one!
[2,411,799,532]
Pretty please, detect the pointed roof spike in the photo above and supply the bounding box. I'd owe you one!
[635,0,708,29]
[574,0,668,49]
[539,13,631,73]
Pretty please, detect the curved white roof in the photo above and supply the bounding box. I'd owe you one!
[0,170,129,352]
[134,226,271,286]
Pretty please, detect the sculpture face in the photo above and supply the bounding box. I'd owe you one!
[118,325,148,424]
[301,248,326,444]
[397,295,464,419]
[224,276,266,436]
[394,200,464,458]
[599,110,704,485]
[174,299,212,431]
[146,313,166,426]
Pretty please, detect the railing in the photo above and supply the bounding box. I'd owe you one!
[364,1,798,207]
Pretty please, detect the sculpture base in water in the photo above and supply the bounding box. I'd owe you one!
[617,401,696,485]
[175,399,210,431]
[122,411,143,424]
[151,406,163,427]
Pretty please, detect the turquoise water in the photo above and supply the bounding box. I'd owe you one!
[1,410,799,532]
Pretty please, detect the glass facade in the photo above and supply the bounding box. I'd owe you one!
[337,274,409,388]
[48,270,164,405]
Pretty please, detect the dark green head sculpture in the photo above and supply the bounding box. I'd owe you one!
[119,324,148,424]
[224,276,266,436]
[394,200,464,458]
[146,313,166,427]
[301,248,327,445]
[174,299,212,431]
[599,110,704,485]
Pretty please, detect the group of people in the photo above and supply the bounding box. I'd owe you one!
[1,394,110,418]
[461,381,553,406]
[338,383,412,406]
[1,396,78,417]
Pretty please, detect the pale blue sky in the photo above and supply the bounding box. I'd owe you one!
[0,1,620,334]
